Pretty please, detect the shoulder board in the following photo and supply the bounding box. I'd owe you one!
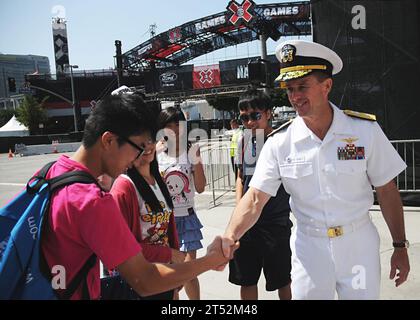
[343,109,376,121]
[267,119,293,138]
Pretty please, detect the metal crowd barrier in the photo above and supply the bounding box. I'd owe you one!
[391,139,420,193]
[199,138,235,207]
[199,138,420,208]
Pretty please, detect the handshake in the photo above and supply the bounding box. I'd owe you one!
[205,236,240,271]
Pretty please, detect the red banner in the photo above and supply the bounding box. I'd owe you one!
[193,64,221,89]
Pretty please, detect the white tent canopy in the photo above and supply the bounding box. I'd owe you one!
[0,115,29,137]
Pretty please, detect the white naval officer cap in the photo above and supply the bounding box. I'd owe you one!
[274,40,343,87]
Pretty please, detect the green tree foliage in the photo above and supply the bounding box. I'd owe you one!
[0,109,15,127]
[15,95,48,135]
[270,88,290,108]
[206,96,239,118]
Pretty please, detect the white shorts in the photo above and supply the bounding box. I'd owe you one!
[290,219,381,300]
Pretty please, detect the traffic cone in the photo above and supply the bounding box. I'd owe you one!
[8,148,14,158]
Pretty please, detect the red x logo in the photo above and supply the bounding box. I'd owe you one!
[199,69,213,84]
[227,0,255,25]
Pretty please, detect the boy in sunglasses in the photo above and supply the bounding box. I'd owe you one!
[228,88,292,300]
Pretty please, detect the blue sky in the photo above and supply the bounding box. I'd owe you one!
[0,0,310,73]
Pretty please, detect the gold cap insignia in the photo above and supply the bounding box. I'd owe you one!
[280,44,296,63]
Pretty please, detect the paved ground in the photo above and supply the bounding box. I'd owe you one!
[1,152,419,300]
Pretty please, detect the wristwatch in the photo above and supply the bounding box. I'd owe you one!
[392,240,410,248]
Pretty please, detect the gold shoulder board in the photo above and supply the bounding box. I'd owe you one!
[343,109,376,121]
[267,119,293,138]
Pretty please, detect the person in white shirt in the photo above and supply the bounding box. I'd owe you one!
[157,107,207,300]
[222,40,410,299]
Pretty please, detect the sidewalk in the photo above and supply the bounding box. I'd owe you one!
[184,191,420,300]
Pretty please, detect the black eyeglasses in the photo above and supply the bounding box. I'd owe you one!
[239,112,263,123]
[118,135,145,160]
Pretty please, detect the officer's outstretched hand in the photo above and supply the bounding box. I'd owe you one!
[390,249,410,287]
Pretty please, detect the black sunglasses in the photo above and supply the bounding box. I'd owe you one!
[239,112,263,123]
[118,135,145,160]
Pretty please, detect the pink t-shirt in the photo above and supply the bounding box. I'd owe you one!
[41,155,142,300]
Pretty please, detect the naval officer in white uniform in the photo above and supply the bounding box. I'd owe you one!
[222,40,410,299]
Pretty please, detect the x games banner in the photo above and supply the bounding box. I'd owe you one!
[122,1,311,70]
[193,65,221,89]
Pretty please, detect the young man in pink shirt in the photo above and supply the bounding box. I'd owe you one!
[40,94,235,299]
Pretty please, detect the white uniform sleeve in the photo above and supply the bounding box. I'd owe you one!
[367,122,407,187]
[249,136,282,196]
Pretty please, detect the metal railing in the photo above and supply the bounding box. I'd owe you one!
[199,137,235,207]
[199,138,420,208]
[391,139,420,193]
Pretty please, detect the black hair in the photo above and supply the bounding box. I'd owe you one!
[83,94,157,148]
[238,88,272,112]
[157,107,191,152]
[127,155,174,214]
[157,107,186,130]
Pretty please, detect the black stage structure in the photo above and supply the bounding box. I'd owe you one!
[312,0,420,204]
[312,0,420,140]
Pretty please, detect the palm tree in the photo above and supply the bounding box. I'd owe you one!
[15,95,48,135]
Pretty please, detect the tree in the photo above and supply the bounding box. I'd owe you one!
[0,109,15,128]
[206,96,239,118]
[15,95,48,135]
[270,88,290,108]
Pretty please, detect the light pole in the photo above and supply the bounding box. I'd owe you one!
[66,64,79,132]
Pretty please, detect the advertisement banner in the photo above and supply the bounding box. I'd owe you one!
[52,18,70,74]
[159,65,193,92]
[193,64,221,89]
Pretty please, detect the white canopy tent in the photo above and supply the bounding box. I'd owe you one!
[0,115,29,137]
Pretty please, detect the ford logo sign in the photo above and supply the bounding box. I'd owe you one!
[160,73,177,83]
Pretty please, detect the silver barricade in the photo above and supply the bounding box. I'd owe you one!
[198,138,420,208]
[391,139,420,193]
[199,138,236,207]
